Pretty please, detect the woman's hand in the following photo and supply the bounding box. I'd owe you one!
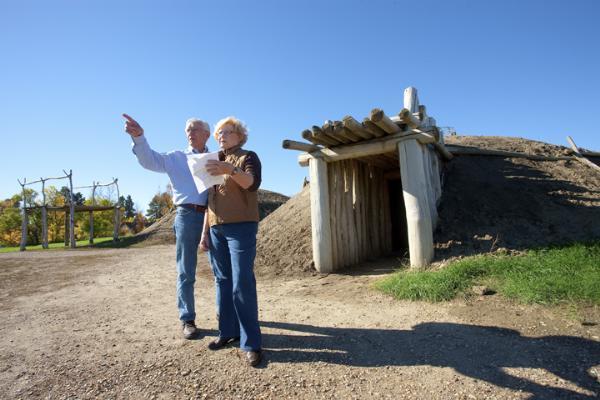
[206,160,234,176]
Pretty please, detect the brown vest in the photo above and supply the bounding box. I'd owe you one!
[207,149,259,226]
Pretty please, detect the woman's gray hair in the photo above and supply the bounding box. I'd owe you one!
[185,118,210,133]
[214,116,248,146]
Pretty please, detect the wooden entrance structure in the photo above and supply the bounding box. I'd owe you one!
[282,87,452,272]
[18,171,122,251]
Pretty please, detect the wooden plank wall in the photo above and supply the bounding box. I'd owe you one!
[328,159,392,270]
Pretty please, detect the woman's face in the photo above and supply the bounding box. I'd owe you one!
[217,124,242,150]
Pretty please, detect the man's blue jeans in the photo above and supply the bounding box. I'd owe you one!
[209,222,261,352]
[173,207,204,322]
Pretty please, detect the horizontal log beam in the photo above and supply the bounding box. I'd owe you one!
[24,205,122,212]
[282,139,322,152]
[582,150,600,157]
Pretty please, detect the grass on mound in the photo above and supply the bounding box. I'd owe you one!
[0,236,119,253]
[374,242,600,305]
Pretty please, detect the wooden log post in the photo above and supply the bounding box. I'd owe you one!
[19,179,27,251]
[398,140,434,267]
[398,86,434,267]
[64,209,69,247]
[404,87,419,113]
[308,156,333,273]
[113,178,120,242]
[89,182,96,245]
[66,170,76,248]
[41,178,48,249]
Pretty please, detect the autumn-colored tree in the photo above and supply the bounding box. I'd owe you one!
[0,189,40,246]
[131,211,147,233]
[0,197,22,246]
[78,197,117,239]
[146,190,173,223]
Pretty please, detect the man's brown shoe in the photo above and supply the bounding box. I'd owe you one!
[245,350,262,367]
[207,336,240,350]
[182,321,199,340]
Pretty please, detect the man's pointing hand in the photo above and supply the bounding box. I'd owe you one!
[123,113,144,137]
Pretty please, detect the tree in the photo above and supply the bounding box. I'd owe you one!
[132,211,147,233]
[119,195,136,219]
[146,191,173,223]
[60,186,85,206]
[44,185,67,243]
[0,195,21,246]
[0,189,41,246]
[79,197,115,239]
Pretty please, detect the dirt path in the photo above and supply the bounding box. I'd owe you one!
[0,246,598,399]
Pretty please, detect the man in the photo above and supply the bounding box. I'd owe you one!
[123,113,209,340]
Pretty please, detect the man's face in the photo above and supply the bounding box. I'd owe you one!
[186,122,210,150]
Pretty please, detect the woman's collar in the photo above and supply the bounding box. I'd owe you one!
[222,144,243,155]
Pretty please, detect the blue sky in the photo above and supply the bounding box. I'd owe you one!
[1,0,598,212]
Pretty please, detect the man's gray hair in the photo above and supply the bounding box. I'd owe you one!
[186,118,210,133]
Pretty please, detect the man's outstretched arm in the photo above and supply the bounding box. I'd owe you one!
[123,113,168,173]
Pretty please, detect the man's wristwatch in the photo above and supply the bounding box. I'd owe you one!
[230,166,242,176]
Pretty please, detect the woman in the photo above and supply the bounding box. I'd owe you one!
[201,116,262,367]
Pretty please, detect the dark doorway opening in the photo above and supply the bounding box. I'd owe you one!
[387,178,409,255]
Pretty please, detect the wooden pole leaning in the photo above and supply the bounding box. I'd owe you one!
[567,136,600,173]
[308,155,333,273]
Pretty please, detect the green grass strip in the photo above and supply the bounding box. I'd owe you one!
[374,242,600,305]
[0,236,116,253]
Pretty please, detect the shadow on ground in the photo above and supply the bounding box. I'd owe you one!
[262,321,600,399]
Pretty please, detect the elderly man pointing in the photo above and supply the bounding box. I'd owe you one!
[123,113,210,340]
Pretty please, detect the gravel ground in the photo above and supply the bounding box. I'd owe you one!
[0,246,599,399]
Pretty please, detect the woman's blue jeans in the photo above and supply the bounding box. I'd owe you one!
[209,221,261,351]
[173,207,204,322]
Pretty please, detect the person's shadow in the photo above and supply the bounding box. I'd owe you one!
[261,321,599,399]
